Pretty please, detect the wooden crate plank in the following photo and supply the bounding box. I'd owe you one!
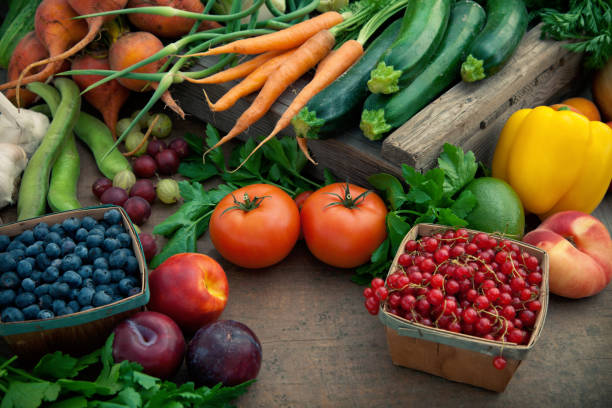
[381,24,585,171]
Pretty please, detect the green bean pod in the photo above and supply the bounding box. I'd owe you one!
[74,112,131,179]
[48,134,81,212]
[19,79,81,220]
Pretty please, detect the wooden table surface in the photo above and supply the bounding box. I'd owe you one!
[1,113,611,408]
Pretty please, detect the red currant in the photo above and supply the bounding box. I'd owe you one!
[427,289,444,306]
[371,278,385,289]
[424,238,439,253]
[462,307,478,324]
[445,279,460,295]
[431,273,445,288]
[493,356,507,370]
[389,293,401,308]
[400,294,416,311]
[486,287,501,302]
[527,272,542,285]
[375,286,389,301]
[474,295,490,310]
[434,248,450,264]
[475,316,492,335]
[527,300,542,312]
[501,305,516,320]
[363,287,374,298]
[405,240,418,252]
[398,253,411,267]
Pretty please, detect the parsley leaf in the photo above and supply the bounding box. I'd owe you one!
[438,143,478,197]
[1,381,61,408]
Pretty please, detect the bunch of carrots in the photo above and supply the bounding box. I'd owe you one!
[183,0,407,169]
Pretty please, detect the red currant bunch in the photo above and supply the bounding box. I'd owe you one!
[362,228,544,370]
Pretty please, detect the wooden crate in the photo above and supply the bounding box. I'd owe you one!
[173,24,584,185]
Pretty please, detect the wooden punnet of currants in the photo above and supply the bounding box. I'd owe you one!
[364,224,549,392]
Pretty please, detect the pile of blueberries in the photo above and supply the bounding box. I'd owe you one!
[0,209,142,323]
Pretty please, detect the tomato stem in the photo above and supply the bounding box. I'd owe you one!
[221,193,270,215]
[324,182,371,209]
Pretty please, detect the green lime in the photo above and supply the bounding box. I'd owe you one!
[463,177,525,239]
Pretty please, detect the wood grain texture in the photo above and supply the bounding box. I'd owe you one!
[0,116,611,407]
[382,24,585,171]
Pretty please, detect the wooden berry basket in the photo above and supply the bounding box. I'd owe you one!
[377,224,549,392]
[0,206,150,360]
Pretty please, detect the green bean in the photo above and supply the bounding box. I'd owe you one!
[19,79,80,220]
[265,0,286,17]
[48,134,81,212]
[73,112,131,179]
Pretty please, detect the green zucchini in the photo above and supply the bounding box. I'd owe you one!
[291,19,402,140]
[367,0,452,94]
[460,0,528,82]
[360,0,486,140]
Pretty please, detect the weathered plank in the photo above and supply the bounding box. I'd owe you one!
[382,24,585,171]
[173,24,584,184]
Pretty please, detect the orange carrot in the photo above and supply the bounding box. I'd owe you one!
[190,12,343,57]
[203,30,336,158]
[203,49,297,112]
[316,49,336,75]
[183,50,283,85]
[237,40,364,168]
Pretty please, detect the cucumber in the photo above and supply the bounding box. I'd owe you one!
[360,0,486,140]
[367,0,452,95]
[291,19,402,140]
[460,0,528,82]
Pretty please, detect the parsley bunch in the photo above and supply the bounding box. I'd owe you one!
[352,144,481,284]
[0,335,252,408]
[150,124,331,268]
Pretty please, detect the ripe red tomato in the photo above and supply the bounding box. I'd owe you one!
[209,184,300,269]
[300,182,388,268]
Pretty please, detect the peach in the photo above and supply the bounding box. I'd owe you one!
[148,253,229,332]
[523,211,612,298]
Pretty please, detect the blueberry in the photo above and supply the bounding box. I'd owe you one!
[37,309,54,320]
[0,236,10,252]
[50,258,62,269]
[69,288,79,300]
[80,305,93,312]
[77,287,95,306]
[52,299,66,314]
[33,223,49,241]
[22,304,40,320]
[7,240,26,252]
[9,249,25,261]
[127,287,141,297]
[30,271,42,283]
[25,243,43,257]
[88,247,103,263]
[49,282,70,299]
[34,284,50,296]
[110,269,125,282]
[103,238,121,253]
[61,239,76,255]
[104,225,121,238]
[36,253,51,270]
[93,257,109,270]
[42,266,60,283]
[67,300,80,312]
[45,243,61,258]
[96,284,114,296]
[15,292,36,308]
[92,290,113,307]
[62,217,80,233]
[118,277,138,296]
[1,272,19,289]
[17,230,35,246]
[38,294,53,310]
[0,289,16,306]
[0,253,17,273]
[49,224,64,235]
[62,270,82,288]
[74,245,88,260]
[75,228,88,242]
[61,254,82,271]
[125,256,139,275]
[45,232,62,245]
[56,306,74,316]
[21,278,36,292]
[82,278,96,289]
[90,226,106,237]
[93,269,111,285]
[108,249,127,269]
[24,257,36,267]
[104,209,122,225]
[81,216,97,231]
[86,234,104,248]
[17,260,33,278]
[117,233,132,248]
[77,265,93,280]
[1,307,24,322]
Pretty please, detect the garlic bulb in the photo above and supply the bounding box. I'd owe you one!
[0,143,28,209]
[0,91,48,157]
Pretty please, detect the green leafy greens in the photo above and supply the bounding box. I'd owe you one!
[150,124,329,268]
[0,335,252,407]
[352,144,480,284]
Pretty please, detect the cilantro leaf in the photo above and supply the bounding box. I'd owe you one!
[205,124,225,170]
[48,396,88,408]
[368,173,405,210]
[370,237,390,264]
[451,190,477,218]
[323,168,335,186]
[437,143,477,197]
[182,132,203,156]
[1,381,61,408]
[178,162,219,182]
[436,208,469,227]
[32,349,98,380]
[386,212,411,253]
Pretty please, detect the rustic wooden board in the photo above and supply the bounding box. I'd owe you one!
[173,24,584,184]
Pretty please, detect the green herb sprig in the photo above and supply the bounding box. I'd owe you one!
[352,144,481,284]
[0,335,253,408]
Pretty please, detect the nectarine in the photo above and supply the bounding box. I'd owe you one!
[523,211,612,298]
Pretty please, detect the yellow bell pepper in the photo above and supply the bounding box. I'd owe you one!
[492,106,612,218]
